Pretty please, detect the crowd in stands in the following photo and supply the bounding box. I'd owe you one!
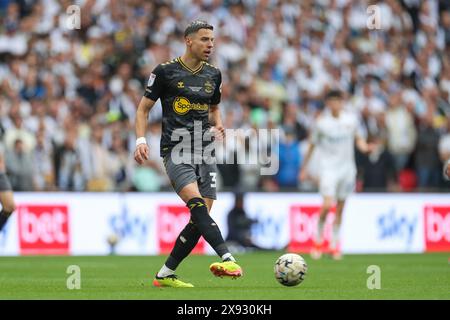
[0,0,449,192]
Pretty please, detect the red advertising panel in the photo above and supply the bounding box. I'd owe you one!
[157,205,205,254]
[18,205,70,255]
[424,205,450,252]
[289,205,335,253]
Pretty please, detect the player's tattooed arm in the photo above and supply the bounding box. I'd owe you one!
[209,104,225,141]
[134,97,156,165]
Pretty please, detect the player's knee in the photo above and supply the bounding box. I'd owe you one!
[179,186,202,204]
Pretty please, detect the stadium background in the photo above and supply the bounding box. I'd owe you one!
[0,0,449,258]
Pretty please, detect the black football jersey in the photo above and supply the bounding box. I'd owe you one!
[144,57,222,157]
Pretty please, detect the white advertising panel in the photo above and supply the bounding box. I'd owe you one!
[341,195,424,253]
[0,192,448,256]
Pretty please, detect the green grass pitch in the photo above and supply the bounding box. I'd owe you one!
[0,252,449,299]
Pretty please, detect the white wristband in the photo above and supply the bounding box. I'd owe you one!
[136,137,147,147]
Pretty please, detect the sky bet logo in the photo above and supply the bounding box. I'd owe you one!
[251,215,283,250]
[377,208,417,247]
[108,202,149,248]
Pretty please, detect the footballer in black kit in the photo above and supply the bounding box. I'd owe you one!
[134,20,242,288]
[144,56,222,158]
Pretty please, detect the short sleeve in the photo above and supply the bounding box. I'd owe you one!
[144,65,165,101]
[210,70,222,105]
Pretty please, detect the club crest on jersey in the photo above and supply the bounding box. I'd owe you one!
[177,81,184,88]
[147,73,156,87]
[204,80,214,93]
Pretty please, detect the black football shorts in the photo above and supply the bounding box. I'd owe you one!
[163,154,217,200]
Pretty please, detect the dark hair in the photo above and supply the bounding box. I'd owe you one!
[184,20,213,37]
[325,89,343,100]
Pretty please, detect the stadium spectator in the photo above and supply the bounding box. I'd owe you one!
[5,138,34,191]
[276,128,302,189]
[0,0,448,192]
[438,117,450,164]
[32,128,54,191]
[53,127,84,191]
[356,135,398,191]
[237,135,261,191]
[79,122,115,191]
[108,125,133,192]
[385,91,417,172]
[3,113,36,154]
[226,192,260,251]
[414,112,442,189]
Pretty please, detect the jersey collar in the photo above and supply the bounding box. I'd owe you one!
[177,57,204,74]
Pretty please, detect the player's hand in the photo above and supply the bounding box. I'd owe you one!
[299,168,308,182]
[134,143,149,165]
[212,126,226,141]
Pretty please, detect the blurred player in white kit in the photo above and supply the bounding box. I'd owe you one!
[300,90,374,260]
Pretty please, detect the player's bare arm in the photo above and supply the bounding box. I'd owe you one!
[299,141,315,181]
[134,96,155,165]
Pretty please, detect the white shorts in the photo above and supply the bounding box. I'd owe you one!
[319,169,356,201]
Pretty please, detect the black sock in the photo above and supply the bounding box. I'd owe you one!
[187,197,229,257]
[0,210,11,232]
[165,221,202,270]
